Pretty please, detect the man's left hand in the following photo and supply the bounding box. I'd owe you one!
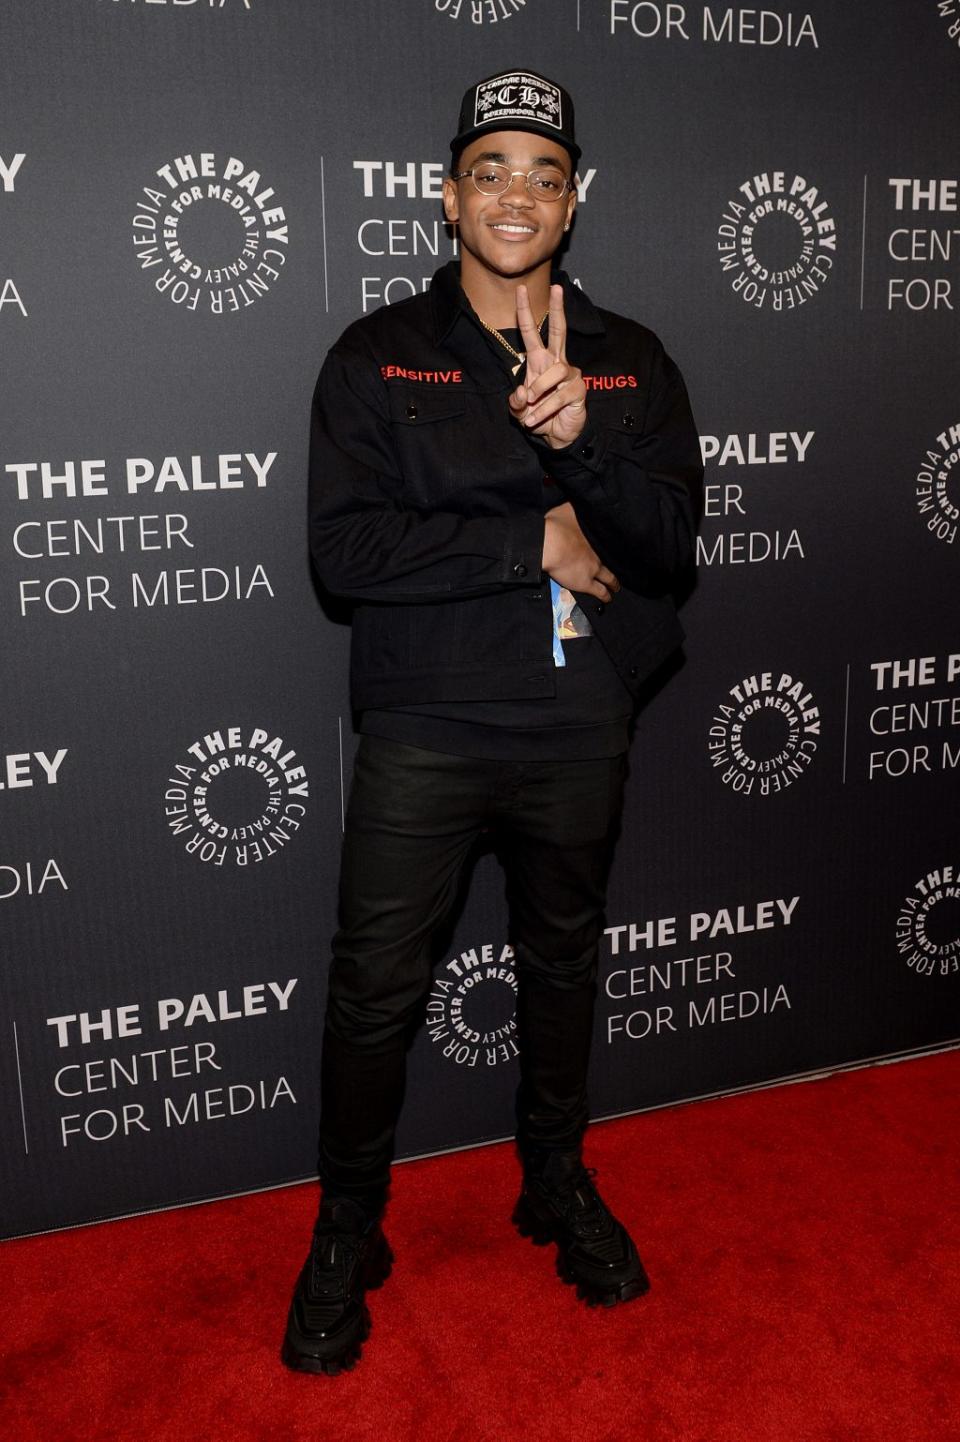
[508,283,588,450]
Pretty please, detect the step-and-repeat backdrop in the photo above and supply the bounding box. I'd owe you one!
[2,1,957,1238]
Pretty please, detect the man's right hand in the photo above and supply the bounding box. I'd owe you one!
[542,502,620,602]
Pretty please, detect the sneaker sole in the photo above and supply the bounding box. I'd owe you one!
[281,1307,371,1375]
[512,1195,650,1309]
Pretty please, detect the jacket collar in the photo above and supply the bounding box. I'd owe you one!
[429,259,606,346]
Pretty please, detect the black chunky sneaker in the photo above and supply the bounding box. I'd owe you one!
[281,1196,393,1375]
[513,1151,650,1308]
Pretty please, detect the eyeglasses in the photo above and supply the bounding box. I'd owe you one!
[451,163,571,202]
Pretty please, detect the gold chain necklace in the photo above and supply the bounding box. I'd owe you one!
[477,311,548,376]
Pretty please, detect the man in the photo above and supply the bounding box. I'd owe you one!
[283,68,702,1375]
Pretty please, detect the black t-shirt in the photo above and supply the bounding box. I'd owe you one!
[359,322,635,759]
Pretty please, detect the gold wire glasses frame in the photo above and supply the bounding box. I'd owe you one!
[451,164,572,202]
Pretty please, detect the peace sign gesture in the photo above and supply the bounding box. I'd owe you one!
[507,283,588,450]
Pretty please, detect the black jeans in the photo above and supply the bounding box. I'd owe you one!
[317,736,627,1211]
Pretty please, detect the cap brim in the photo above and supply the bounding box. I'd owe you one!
[450,121,581,168]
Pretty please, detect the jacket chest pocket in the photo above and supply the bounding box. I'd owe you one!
[591,395,644,456]
[386,385,468,498]
[386,383,541,507]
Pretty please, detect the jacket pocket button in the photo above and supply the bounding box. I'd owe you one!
[406,404,418,420]
[513,562,528,577]
[622,413,635,427]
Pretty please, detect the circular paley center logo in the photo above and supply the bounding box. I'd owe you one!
[895,865,960,978]
[717,171,838,311]
[132,151,288,313]
[914,422,960,548]
[708,671,821,795]
[432,0,531,22]
[426,942,519,1068]
[164,726,308,867]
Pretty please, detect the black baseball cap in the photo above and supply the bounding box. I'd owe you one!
[450,69,581,167]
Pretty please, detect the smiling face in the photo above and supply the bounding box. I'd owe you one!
[442,129,577,296]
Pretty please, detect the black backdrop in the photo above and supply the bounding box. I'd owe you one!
[2,0,957,1239]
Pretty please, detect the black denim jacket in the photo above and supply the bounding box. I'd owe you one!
[308,262,703,712]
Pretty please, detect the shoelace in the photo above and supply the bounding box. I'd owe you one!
[309,1221,367,1298]
[550,1165,610,1235]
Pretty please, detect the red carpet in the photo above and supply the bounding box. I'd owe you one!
[3,1049,959,1442]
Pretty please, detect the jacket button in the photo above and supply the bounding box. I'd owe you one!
[594,602,604,615]
[581,444,595,460]
[513,562,528,578]
[629,665,639,678]
[406,404,418,420]
[622,413,635,427]
[531,591,543,601]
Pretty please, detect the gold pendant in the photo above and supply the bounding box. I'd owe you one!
[511,357,524,377]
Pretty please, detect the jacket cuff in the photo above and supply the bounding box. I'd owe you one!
[528,420,605,483]
[504,510,545,584]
